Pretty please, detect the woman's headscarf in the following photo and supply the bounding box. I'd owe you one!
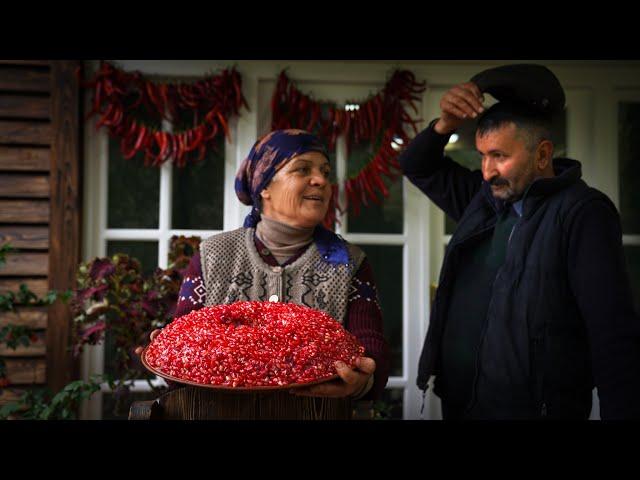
[234,129,350,268]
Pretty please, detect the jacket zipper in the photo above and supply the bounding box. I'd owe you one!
[510,214,548,418]
[507,215,549,418]
[464,214,520,417]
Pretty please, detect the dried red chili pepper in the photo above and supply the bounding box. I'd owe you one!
[134,125,147,152]
[370,165,390,197]
[158,132,168,162]
[217,111,231,143]
[356,174,368,208]
[112,105,123,128]
[96,103,114,129]
[306,102,320,132]
[92,81,102,116]
[361,169,381,205]
[196,142,206,163]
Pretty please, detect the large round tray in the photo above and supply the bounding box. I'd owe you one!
[141,346,339,392]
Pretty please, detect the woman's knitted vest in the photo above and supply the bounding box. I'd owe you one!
[199,228,366,323]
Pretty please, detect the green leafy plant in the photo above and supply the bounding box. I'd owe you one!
[0,376,103,420]
[372,400,396,420]
[0,242,12,266]
[0,243,100,419]
[0,242,72,390]
[0,324,38,350]
[61,235,201,416]
[0,284,71,313]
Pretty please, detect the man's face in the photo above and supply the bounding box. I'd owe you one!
[476,122,537,203]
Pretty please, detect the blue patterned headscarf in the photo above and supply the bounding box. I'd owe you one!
[234,129,350,267]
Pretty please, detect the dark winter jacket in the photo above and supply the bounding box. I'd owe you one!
[400,122,640,419]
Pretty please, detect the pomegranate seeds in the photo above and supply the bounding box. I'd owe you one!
[144,301,365,388]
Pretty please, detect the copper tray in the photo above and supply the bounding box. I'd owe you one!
[140,346,339,392]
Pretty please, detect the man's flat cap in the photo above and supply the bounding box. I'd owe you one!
[471,64,565,115]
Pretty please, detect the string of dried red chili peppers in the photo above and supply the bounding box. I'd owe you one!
[82,61,249,167]
[271,69,426,226]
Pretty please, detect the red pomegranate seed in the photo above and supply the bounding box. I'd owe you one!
[145,301,365,388]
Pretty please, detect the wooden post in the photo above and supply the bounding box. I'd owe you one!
[47,60,82,393]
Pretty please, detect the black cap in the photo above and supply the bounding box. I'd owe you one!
[471,64,565,115]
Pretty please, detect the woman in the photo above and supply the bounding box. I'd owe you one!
[138,129,389,400]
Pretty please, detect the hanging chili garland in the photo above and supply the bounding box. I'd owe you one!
[271,69,426,226]
[82,61,249,167]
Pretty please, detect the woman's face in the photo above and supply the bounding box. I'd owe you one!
[260,151,331,228]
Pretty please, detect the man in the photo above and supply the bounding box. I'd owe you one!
[400,64,640,420]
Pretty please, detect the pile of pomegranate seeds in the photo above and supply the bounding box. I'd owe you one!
[145,301,365,388]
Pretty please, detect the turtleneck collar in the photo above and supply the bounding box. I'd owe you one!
[255,214,315,265]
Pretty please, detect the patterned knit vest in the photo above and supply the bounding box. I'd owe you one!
[199,227,366,323]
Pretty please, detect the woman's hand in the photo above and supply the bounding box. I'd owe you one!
[291,357,376,398]
[134,329,162,356]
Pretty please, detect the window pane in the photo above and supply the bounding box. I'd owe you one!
[444,110,567,234]
[106,240,158,277]
[107,137,160,229]
[374,388,404,419]
[619,102,640,234]
[624,246,640,314]
[172,135,225,230]
[347,138,403,234]
[355,244,403,377]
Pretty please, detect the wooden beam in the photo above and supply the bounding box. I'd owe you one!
[0,200,49,223]
[0,278,49,298]
[0,306,48,328]
[47,60,81,392]
[0,120,51,145]
[0,146,50,171]
[0,67,50,92]
[0,387,27,407]
[0,331,46,356]
[0,173,49,198]
[0,226,49,249]
[4,358,46,384]
[0,95,50,120]
[0,252,49,276]
[0,60,50,67]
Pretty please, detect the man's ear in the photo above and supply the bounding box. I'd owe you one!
[260,188,270,201]
[536,140,554,171]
